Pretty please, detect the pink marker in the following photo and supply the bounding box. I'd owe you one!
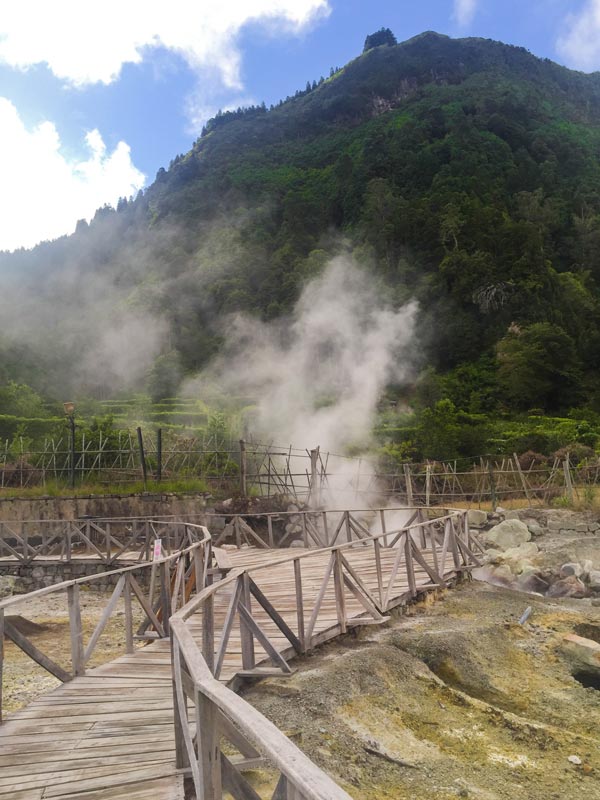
[153,539,162,560]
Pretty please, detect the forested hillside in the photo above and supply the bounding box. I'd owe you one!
[4,30,600,459]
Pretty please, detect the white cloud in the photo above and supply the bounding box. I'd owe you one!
[0,1,330,87]
[556,0,600,71]
[0,99,145,251]
[453,0,478,27]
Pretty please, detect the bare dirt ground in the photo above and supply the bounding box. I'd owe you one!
[2,589,145,713]
[240,580,600,799]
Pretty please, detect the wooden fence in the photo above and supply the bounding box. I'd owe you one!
[0,522,213,723]
[169,508,478,799]
[0,517,208,565]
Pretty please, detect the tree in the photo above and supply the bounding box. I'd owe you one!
[496,323,581,410]
[363,28,397,52]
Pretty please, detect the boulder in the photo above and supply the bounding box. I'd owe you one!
[587,569,600,593]
[0,575,17,598]
[467,509,488,528]
[483,519,531,551]
[560,562,584,579]
[482,548,504,564]
[546,576,588,599]
[525,520,544,538]
[517,571,549,594]
[561,634,600,670]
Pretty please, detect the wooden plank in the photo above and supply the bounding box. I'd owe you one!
[4,619,71,683]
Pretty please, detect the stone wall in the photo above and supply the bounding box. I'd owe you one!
[0,492,209,528]
[0,560,153,595]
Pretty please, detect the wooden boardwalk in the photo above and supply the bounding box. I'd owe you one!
[0,535,469,800]
[0,515,476,800]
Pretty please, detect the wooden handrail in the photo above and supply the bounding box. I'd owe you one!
[171,619,353,800]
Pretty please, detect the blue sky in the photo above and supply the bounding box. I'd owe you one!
[0,0,598,251]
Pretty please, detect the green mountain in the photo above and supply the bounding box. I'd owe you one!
[4,30,600,418]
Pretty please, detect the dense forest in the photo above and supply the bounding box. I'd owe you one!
[4,30,600,461]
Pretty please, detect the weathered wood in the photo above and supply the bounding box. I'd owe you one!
[0,609,3,724]
[123,574,134,654]
[221,753,261,800]
[128,574,165,638]
[83,576,126,666]
[4,619,71,683]
[67,584,84,676]
[248,578,302,653]
[237,604,292,675]
[196,687,221,800]
[239,574,255,671]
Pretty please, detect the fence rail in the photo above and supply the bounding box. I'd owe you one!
[0,431,593,509]
[170,508,478,799]
[0,521,213,723]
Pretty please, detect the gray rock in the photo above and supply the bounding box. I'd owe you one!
[517,572,550,595]
[587,569,600,592]
[0,575,17,598]
[560,562,584,579]
[467,509,488,528]
[484,519,531,551]
[525,521,544,538]
[546,576,588,598]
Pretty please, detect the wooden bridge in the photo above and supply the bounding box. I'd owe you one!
[0,509,482,800]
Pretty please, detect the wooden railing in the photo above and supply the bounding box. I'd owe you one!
[170,508,480,799]
[0,516,206,565]
[210,506,439,549]
[0,521,213,722]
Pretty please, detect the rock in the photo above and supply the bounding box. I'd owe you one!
[484,520,531,551]
[502,542,539,563]
[587,569,600,593]
[591,598,600,607]
[582,559,594,579]
[517,572,549,594]
[0,575,17,598]
[525,520,544,538]
[568,755,582,766]
[482,548,504,564]
[546,576,588,598]
[560,562,584,579]
[490,564,514,583]
[467,510,488,528]
[561,634,600,669]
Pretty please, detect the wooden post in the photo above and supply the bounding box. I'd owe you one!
[160,561,171,636]
[123,575,134,654]
[488,461,497,511]
[404,463,414,506]
[196,690,222,799]
[425,463,431,507]
[137,427,148,490]
[67,584,84,676]
[513,452,532,505]
[240,574,255,670]
[0,608,4,724]
[564,457,574,502]
[294,559,305,652]
[239,439,247,498]
[156,427,162,483]
[333,550,347,633]
[309,447,320,507]
[203,595,215,673]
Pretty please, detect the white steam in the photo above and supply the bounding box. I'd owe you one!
[188,254,418,456]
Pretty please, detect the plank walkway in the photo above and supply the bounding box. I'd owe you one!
[0,542,454,799]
